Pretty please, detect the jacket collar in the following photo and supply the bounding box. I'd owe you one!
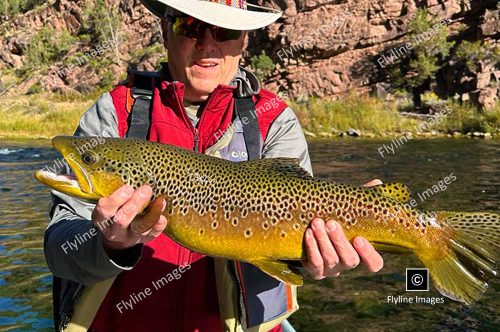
[232,66,261,98]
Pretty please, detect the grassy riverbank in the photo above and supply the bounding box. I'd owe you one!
[0,92,96,139]
[0,92,498,139]
[291,95,500,138]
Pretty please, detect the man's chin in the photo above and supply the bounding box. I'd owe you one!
[184,78,222,100]
[190,71,221,83]
[184,85,218,103]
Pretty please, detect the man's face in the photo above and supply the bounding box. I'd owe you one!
[161,18,247,103]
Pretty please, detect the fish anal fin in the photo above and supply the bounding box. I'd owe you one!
[242,158,312,179]
[251,259,304,286]
[371,182,411,203]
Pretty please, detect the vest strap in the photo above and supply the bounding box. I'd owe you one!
[125,69,158,139]
[234,97,261,160]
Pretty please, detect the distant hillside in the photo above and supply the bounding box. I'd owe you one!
[0,0,498,110]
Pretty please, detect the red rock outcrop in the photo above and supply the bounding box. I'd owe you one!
[0,0,498,108]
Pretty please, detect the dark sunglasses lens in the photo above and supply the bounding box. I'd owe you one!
[171,16,242,42]
[212,28,242,42]
[172,16,204,39]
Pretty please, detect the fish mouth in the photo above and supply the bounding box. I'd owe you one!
[34,169,100,202]
[34,136,100,202]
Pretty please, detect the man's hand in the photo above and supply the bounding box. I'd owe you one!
[302,179,384,279]
[91,185,167,256]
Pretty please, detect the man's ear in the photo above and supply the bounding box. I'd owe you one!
[160,18,169,49]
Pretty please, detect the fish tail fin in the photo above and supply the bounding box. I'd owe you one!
[419,211,499,305]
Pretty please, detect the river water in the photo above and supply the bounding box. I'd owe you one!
[0,138,498,331]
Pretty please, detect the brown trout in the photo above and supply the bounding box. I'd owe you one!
[35,136,499,305]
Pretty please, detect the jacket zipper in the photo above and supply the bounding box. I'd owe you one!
[172,83,233,153]
[193,128,199,153]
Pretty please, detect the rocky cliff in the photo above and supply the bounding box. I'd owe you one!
[0,0,498,109]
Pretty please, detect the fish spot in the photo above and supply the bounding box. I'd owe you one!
[232,218,239,226]
[211,221,218,229]
[244,228,252,238]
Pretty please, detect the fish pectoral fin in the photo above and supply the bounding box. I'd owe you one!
[251,260,304,286]
[371,242,412,254]
[370,182,412,203]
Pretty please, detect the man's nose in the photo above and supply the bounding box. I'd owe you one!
[195,28,218,51]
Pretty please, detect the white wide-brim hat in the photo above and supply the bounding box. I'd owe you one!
[140,0,282,30]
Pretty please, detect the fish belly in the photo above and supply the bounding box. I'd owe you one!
[165,208,305,262]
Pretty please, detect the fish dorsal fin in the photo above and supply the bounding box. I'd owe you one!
[242,158,312,179]
[370,182,411,203]
[251,259,304,286]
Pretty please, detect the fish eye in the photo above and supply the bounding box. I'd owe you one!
[81,151,98,165]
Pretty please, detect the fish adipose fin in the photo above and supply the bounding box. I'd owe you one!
[242,158,312,179]
[420,211,499,305]
[369,182,412,203]
[251,259,304,286]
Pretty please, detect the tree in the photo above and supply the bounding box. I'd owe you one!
[250,51,275,82]
[0,0,44,18]
[387,9,455,110]
[80,0,120,46]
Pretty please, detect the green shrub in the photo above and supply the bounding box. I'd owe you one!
[22,27,76,74]
[387,9,454,107]
[250,50,275,82]
[0,0,44,17]
[128,44,168,68]
[453,41,500,74]
[80,0,120,45]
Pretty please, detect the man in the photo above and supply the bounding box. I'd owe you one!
[44,1,384,331]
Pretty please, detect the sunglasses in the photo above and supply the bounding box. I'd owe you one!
[167,15,242,42]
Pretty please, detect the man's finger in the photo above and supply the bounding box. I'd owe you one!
[139,215,168,243]
[113,186,153,229]
[326,221,360,271]
[92,185,134,224]
[130,197,166,235]
[311,219,339,274]
[363,179,383,187]
[353,236,384,272]
[302,229,324,279]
